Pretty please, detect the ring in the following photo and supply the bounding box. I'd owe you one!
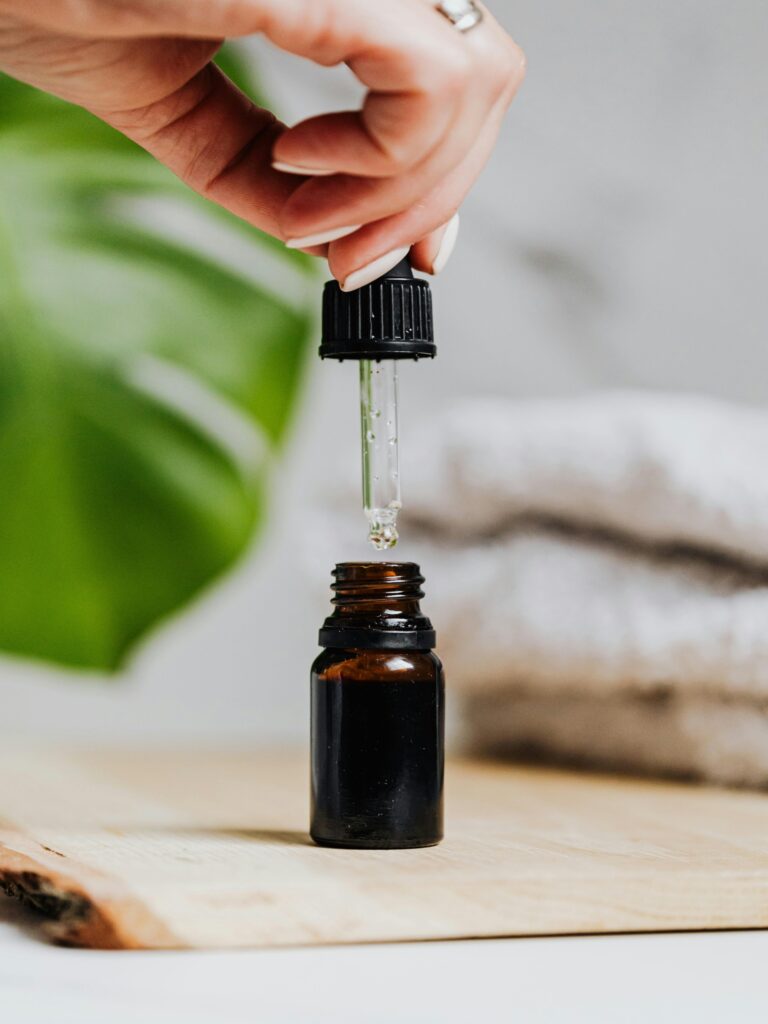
[435,0,484,33]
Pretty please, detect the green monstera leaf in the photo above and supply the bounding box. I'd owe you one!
[0,48,316,671]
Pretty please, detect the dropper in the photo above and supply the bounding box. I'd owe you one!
[320,257,436,549]
[359,357,400,548]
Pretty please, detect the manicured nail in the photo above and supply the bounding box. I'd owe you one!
[341,246,411,292]
[431,213,460,275]
[272,161,336,177]
[285,224,362,249]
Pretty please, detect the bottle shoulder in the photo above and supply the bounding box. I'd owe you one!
[312,647,442,683]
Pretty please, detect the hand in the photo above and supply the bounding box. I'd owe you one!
[0,0,525,288]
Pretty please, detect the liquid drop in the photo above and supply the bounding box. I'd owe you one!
[367,506,400,550]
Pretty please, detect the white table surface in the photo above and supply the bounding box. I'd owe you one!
[2,898,767,1024]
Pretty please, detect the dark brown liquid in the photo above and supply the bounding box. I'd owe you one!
[311,648,444,849]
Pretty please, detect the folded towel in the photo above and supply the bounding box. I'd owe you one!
[405,391,768,564]
[392,392,768,787]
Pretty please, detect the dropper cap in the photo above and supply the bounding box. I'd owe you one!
[319,256,436,361]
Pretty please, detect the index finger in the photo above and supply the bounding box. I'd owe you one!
[272,0,473,178]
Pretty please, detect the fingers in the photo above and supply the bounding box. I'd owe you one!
[279,87,515,266]
[271,11,473,179]
[272,1,524,283]
[273,3,521,181]
[109,0,481,183]
[26,0,524,243]
[320,86,510,288]
[411,213,461,277]
[331,213,460,292]
[15,0,527,283]
[277,19,525,265]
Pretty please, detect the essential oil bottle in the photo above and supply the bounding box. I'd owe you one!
[310,562,445,849]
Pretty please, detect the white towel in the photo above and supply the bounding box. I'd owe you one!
[394,392,768,787]
[404,391,768,564]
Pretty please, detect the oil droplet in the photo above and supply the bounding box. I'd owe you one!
[366,506,400,550]
[368,520,399,550]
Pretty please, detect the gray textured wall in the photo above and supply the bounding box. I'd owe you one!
[2,1,766,742]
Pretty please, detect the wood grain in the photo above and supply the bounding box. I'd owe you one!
[1,748,768,949]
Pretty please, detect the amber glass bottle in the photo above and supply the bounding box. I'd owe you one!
[311,562,444,849]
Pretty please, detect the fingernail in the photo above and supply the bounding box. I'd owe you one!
[431,213,460,275]
[272,161,336,177]
[341,246,411,292]
[285,224,362,249]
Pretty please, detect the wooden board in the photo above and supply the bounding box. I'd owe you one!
[2,748,768,949]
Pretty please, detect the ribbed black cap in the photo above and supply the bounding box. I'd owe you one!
[320,256,435,360]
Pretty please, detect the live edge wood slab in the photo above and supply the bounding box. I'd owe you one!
[1,748,768,949]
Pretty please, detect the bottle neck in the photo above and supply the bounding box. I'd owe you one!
[319,562,436,651]
[332,562,423,615]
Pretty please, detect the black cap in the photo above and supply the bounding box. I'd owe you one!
[320,256,435,361]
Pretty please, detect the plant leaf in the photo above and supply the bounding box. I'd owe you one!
[0,46,315,671]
